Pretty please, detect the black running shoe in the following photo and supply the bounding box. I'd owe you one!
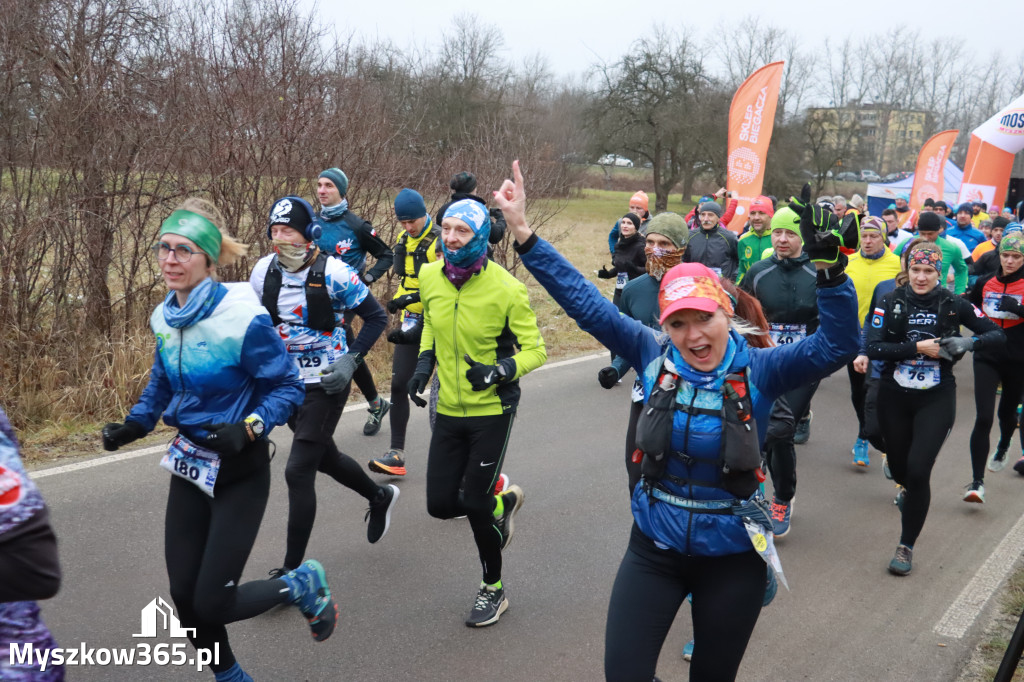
[363,398,390,436]
[464,584,508,627]
[365,484,400,544]
[267,567,288,580]
[495,484,524,551]
[793,411,812,445]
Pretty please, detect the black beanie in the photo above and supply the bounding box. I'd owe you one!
[923,197,935,208]
[622,213,642,231]
[450,171,477,194]
[993,216,1011,229]
[917,212,942,232]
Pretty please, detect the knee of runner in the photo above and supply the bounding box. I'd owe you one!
[426,496,459,520]
[192,590,233,624]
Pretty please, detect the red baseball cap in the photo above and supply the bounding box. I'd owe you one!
[658,263,734,324]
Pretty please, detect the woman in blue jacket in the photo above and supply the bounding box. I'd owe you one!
[101,199,336,682]
[495,164,860,681]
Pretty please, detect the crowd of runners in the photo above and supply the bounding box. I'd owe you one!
[3,161,1024,681]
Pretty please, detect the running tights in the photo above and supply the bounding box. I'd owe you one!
[877,383,955,548]
[969,357,1024,481]
[605,525,765,682]
[765,380,817,503]
[164,465,290,673]
[389,343,419,451]
[426,412,514,585]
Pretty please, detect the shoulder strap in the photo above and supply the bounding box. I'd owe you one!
[304,254,335,332]
[885,286,909,340]
[936,287,960,337]
[261,256,283,326]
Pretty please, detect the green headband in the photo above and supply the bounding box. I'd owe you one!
[1000,232,1024,256]
[159,210,221,263]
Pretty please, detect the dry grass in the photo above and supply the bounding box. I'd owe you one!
[958,560,1024,681]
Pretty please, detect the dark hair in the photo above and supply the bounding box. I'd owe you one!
[882,208,897,217]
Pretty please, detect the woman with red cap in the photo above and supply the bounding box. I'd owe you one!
[496,165,860,681]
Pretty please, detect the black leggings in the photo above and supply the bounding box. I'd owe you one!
[605,524,765,682]
[389,343,419,451]
[426,412,514,585]
[765,380,817,502]
[284,384,382,569]
[970,356,1024,480]
[878,382,956,548]
[847,362,870,440]
[165,459,290,673]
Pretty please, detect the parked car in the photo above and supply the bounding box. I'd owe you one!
[597,154,634,168]
[859,170,881,182]
[836,171,859,182]
[882,173,902,182]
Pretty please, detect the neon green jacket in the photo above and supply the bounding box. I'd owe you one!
[736,229,773,283]
[419,259,547,417]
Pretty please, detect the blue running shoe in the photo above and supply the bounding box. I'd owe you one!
[763,570,778,607]
[852,438,869,467]
[888,544,913,576]
[893,486,905,512]
[882,454,893,480]
[682,639,694,661]
[770,496,792,537]
[288,560,337,642]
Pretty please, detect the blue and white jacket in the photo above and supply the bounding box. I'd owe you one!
[519,236,859,556]
[127,283,303,441]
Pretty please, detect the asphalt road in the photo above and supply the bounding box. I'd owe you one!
[29,353,1024,681]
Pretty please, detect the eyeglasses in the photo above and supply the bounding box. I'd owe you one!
[151,242,200,263]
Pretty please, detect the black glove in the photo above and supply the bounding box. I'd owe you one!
[464,354,516,391]
[387,293,419,314]
[199,422,252,457]
[407,372,429,407]
[800,201,856,264]
[387,325,422,345]
[998,295,1024,316]
[321,354,360,394]
[597,366,620,389]
[788,182,812,215]
[597,266,615,279]
[361,272,376,285]
[101,420,147,452]
[938,336,975,362]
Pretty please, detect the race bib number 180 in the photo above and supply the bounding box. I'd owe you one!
[159,434,220,497]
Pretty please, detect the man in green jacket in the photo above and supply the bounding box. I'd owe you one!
[895,212,968,294]
[736,196,775,283]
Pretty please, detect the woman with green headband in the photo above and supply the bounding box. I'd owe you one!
[100,198,338,682]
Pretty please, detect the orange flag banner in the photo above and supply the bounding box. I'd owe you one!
[725,61,784,232]
[909,130,958,212]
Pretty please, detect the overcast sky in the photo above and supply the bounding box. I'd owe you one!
[303,0,1020,80]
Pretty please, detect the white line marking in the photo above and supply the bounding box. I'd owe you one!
[29,352,609,479]
[934,511,1024,638]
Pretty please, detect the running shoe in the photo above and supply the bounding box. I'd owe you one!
[793,411,812,445]
[763,569,778,607]
[464,583,508,627]
[770,496,792,538]
[365,484,400,544]
[852,438,869,467]
[893,486,905,512]
[267,567,288,580]
[368,449,406,476]
[494,472,510,495]
[1013,456,1024,476]
[495,484,525,551]
[963,481,985,504]
[888,544,913,576]
[988,447,1009,472]
[682,639,694,661]
[363,398,390,436]
[882,454,893,480]
[288,560,337,641]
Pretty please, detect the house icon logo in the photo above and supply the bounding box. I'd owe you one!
[133,597,196,638]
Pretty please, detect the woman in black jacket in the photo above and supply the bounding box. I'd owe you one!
[598,213,647,307]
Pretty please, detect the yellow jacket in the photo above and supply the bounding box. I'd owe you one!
[846,249,903,325]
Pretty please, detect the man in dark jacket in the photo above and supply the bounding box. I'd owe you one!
[684,201,739,280]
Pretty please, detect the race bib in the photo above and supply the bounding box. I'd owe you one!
[769,323,807,346]
[288,340,335,382]
[631,377,644,403]
[983,291,1021,320]
[402,311,423,333]
[616,272,628,290]
[710,267,723,278]
[159,434,221,497]
[894,358,940,390]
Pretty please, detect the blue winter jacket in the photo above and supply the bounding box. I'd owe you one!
[128,283,304,442]
[520,236,859,555]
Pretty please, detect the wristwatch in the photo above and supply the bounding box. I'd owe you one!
[244,414,265,440]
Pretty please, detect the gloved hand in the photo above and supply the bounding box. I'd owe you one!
[597,266,615,279]
[597,366,620,389]
[998,295,1024,316]
[407,372,429,408]
[321,354,360,394]
[938,336,975,362]
[788,182,812,214]
[199,422,251,457]
[102,420,147,452]
[800,201,857,264]
[361,272,376,285]
[387,325,422,345]
[464,354,516,391]
[387,293,419,314]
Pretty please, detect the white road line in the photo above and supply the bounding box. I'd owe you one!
[934,511,1024,638]
[29,352,609,479]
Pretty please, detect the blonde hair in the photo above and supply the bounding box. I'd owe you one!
[175,197,249,268]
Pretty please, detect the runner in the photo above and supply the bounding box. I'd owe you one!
[499,165,860,681]
[314,167,393,436]
[407,198,546,627]
[369,189,441,477]
[736,195,774,283]
[968,231,1024,486]
[865,241,1004,575]
[1,405,63,682]
[684,198,740,281]
[597,212,647,308]
[101,198,335,682]
[740,205,824,534]
[250,196,398,575]
[895,212,968,295]
[607,191,651,254]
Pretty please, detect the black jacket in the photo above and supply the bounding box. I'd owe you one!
[611,232,647,280]
[684,225,739,281]
[740,252,819,333]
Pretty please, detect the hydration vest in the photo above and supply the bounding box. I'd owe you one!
[392,227,440,289]
[261,253,335,332]
[882,285,960,341]
[635,349,764,499]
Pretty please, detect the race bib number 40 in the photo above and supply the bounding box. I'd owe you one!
[769,323,806,346]
[894,359,940,390]
[288,340,336,382]
[159,434,220,497]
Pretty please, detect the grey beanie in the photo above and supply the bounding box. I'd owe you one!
[698,201,723,218]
